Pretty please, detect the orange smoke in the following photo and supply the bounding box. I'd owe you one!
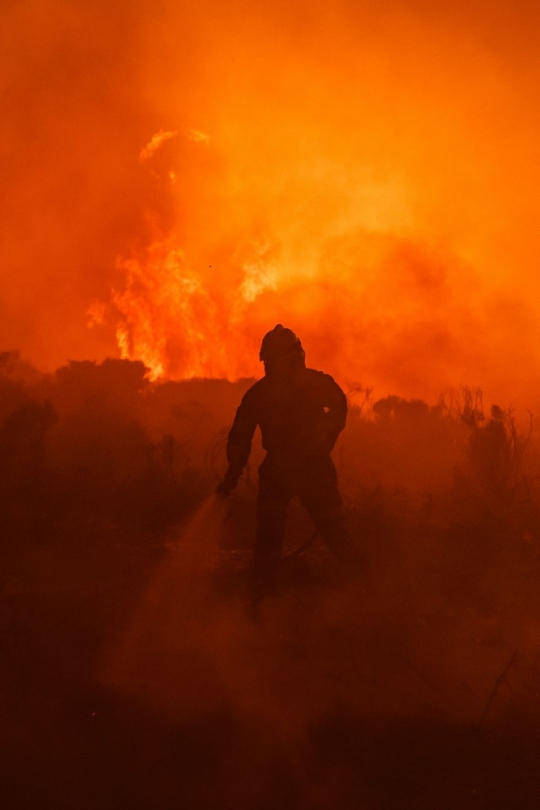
[3,0,540,405]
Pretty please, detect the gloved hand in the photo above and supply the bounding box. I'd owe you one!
[215,467,239,498]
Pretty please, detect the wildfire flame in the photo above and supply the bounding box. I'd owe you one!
[109,126,423,384]
[112,233,281,381]
[114,239,223,380]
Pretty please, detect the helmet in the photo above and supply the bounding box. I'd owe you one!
[259,324,304,362]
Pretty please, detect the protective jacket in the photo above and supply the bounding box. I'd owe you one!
[226,367,347,485]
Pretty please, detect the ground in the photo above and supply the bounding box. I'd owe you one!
[3,498,540,810]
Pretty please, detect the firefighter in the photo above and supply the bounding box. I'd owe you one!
[216,324,350,602]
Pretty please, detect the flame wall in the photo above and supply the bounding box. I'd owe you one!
[2,0,540,405]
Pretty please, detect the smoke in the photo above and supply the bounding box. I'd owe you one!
[3,0,540,779]
[2,0,540,404]
[2,355,540,806]
[106,495,234,715]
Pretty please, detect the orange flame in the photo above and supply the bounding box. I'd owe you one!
[112,235,281,381]
[114,240,220,379]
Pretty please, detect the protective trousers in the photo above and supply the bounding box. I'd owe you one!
[253,454,350,599]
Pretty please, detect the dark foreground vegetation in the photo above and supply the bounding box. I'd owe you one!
[2,352,540,809]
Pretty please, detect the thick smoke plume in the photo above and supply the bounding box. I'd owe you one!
[2,1,540,405]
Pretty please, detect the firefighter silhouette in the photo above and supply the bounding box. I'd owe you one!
[217,325,350,601]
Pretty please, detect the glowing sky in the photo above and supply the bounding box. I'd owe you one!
[2,0,540,405]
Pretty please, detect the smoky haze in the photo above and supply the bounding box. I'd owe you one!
[5,6,540,803]
[2,0,540,405]
[2,354,540,807]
